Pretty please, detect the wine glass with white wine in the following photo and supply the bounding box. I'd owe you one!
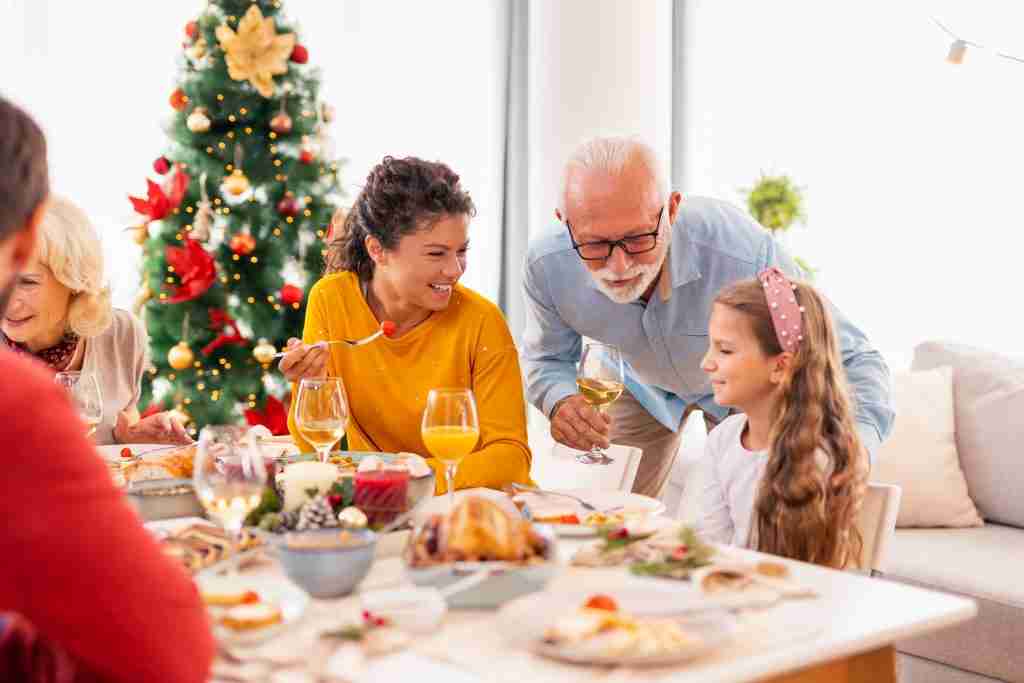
[421,388,480,512]
[294,377,348,463]
[54,371,103,438]
[575,343,624,465]
[193,425,267,576]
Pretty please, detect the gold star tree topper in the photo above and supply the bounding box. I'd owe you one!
[215,5,296,98]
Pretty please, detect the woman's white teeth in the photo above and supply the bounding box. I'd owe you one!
[430,284,452,292]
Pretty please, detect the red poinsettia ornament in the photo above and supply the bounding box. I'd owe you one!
[162,238,216,303]
[201,308,247,356]
[244,395,289,435]
[129,170,189,222]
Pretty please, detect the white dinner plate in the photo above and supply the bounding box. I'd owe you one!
[516,489,667,537]
[195,573,309,646]
[497,585,738,666]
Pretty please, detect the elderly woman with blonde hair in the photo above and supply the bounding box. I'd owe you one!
[0,196,189,444]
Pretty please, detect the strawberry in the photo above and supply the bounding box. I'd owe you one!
[120,448,134,459]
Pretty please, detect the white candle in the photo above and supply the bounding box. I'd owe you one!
[277,461,340,512]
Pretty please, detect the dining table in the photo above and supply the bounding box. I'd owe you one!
[162,488,976,683]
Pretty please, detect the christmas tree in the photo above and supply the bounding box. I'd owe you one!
[129,0,343,435]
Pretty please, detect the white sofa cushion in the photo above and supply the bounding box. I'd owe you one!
[872,366,982,528]
[912,342,1024,528]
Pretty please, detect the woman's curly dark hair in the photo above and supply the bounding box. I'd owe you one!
[325,156,476,279]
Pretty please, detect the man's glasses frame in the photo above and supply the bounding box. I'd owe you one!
[566,206,666,261]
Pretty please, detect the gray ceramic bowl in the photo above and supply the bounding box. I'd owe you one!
[275,528,377,599]
[125,478,205,522]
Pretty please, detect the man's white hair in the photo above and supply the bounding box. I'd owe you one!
[559,136,669,214]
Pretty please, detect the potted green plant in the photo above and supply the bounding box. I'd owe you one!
[745,173,816,278]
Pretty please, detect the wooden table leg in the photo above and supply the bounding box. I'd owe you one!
[759,645,896,683]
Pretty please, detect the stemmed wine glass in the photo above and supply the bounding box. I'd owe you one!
[193,425,268,576]
[294,377,348,463]
[421,388,480,512]
[575,343,624,465]
[54,371,103,438]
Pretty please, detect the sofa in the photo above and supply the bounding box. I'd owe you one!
[879,342,1024,683]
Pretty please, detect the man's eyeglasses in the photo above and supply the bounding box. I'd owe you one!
[566,207,665,261]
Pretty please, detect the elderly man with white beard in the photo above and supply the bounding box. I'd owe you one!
[521,136,893,497]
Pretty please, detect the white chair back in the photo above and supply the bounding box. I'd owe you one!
[530,442,643,492]
[855,483,902,574]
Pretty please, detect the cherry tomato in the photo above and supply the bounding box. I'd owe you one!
[584,594,618,611]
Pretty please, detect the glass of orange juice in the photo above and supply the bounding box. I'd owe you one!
[421,388,480,511]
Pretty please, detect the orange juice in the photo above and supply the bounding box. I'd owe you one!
[422,426,480,465]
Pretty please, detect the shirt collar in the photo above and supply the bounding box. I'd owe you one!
[658,215,701,302]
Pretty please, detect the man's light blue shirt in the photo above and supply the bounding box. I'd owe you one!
[520,196,894,457]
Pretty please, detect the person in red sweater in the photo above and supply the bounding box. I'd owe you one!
[0,97,215,681]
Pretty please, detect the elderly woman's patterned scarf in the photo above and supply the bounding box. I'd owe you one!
[1,332,80,371]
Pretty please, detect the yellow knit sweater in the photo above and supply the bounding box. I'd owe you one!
[287,272,532,494]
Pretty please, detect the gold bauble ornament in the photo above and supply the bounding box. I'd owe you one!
[215,4,296,98]
[186,107,212,133]
[132,224,149,245]
[167,341,195,370]
[252,337,277,365]
[221,168,251,197]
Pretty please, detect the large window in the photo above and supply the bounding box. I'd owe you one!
[1,0,507,307]
[679,1,1024,361]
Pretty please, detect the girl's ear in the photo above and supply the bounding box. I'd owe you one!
[365,235,385,267]
[770,351,794,384]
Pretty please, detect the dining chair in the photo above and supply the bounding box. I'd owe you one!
[530,442,643,492]
[856,482,902,576]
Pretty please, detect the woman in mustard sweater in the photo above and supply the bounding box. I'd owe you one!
[281,156,531,493]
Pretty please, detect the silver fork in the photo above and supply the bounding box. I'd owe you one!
[271,330,387,359]
[510,483,602,512]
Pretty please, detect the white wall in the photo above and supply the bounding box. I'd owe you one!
[1,1,508,307]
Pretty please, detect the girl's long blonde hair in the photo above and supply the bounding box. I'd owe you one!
[714,276,867,569]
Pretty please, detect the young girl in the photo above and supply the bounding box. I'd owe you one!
[697,267,867,569]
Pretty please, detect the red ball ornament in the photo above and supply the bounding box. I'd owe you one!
[276,192,299,217]
[299,148,315,164]
[280,284,303,306]
[153,156,171,175]
[169,88,188,111]
[229,233,256,256]
[185,21,199,41]
[290,44,309,64]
